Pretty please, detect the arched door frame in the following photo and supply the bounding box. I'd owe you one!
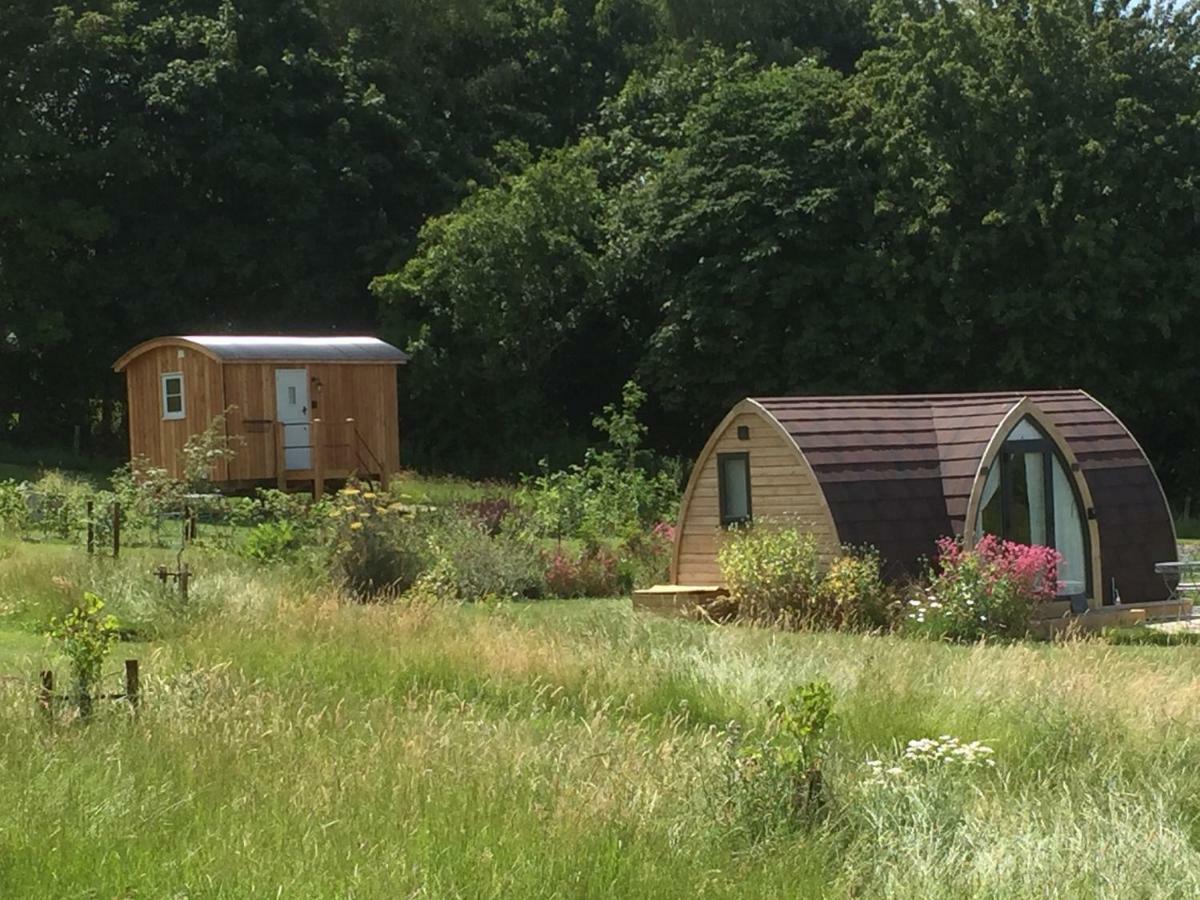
[964,398,1102,611]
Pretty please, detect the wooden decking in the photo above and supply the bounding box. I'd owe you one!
[632,584,728,617]
[1030,599,1195,638]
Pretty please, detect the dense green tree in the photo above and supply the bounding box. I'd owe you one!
[0,0,664,451]
[848,0,1200,491]
[375,142,613,473]
[387,0,1200,498]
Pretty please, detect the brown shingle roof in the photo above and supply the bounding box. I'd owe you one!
[754,391,1176,602]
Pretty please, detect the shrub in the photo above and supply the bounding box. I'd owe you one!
[328,484,427,599]
[22,471,94,540]
[717,522,824,622]
[240,520,300,563]
[0,480,30,533]
[819,549,896,630]
[542,546,622,597]
[47,593,121,719]
[515,382,681,546]
[616,522,675,590]
[425,511,543,601]
[110,458,185,543]
[721,681,835,842]
[906,536,1061,642]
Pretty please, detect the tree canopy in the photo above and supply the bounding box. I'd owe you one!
[4,0,1200,498]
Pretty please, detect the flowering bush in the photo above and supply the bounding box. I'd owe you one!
[906,536,1061,641]
[542,547,622,597]
[863,735,996,787]
[328,483,427,598]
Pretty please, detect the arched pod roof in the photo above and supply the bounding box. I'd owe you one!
[753,391,1175,600]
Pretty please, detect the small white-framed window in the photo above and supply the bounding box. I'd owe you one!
[161,372,185,420]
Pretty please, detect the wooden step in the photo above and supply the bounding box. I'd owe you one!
[633,584,728,617]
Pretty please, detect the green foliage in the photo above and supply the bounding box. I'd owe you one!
[1101,626,1200,647]
[0,481,30,534]
[46,592,120,718]
[718,525,897,628]
[180,411,241,490]
[819,548,896,630]
[19,472,94,541]
[515,381,680,545]
[377,142,613,475]
[240,521,301,564]
[423,510,544,601]
[722,681,835,841]
[717,523,825,622]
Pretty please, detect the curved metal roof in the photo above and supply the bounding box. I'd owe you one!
[113,335,408,370]
[754,390,1175,603]
[182,335,409,362]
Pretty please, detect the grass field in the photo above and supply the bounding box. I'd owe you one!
[2,539,1200,897]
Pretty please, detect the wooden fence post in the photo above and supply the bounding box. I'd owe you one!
[275,421,287,490]
[179,563,190,603]
[125,659,140,710]
[156,564,168,585]
[111,502,121,559]
[86,500,94,555]
[188,507,198,541]
[39,670,54,716]
[312,418,325,498]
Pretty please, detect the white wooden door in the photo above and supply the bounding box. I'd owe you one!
[274,368,311,470]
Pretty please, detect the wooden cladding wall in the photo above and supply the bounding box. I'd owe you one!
[222,364,277,481]
[307,363,400,476]
[221,363,400,480]
[673,409,840,585]
[124,346,227,481]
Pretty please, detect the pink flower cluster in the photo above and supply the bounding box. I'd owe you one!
[542,547,621,597]
[936,535,1062,602]
[651,521,676,543]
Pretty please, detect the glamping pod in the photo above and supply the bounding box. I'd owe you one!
[665,391,1177,611]
[113,335,408,492]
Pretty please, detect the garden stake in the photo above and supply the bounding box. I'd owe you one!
[111,502,121,558]
[39,671,54,717]
[86,500,94,555]
[179,563,190,602]
[125,659,140,710]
